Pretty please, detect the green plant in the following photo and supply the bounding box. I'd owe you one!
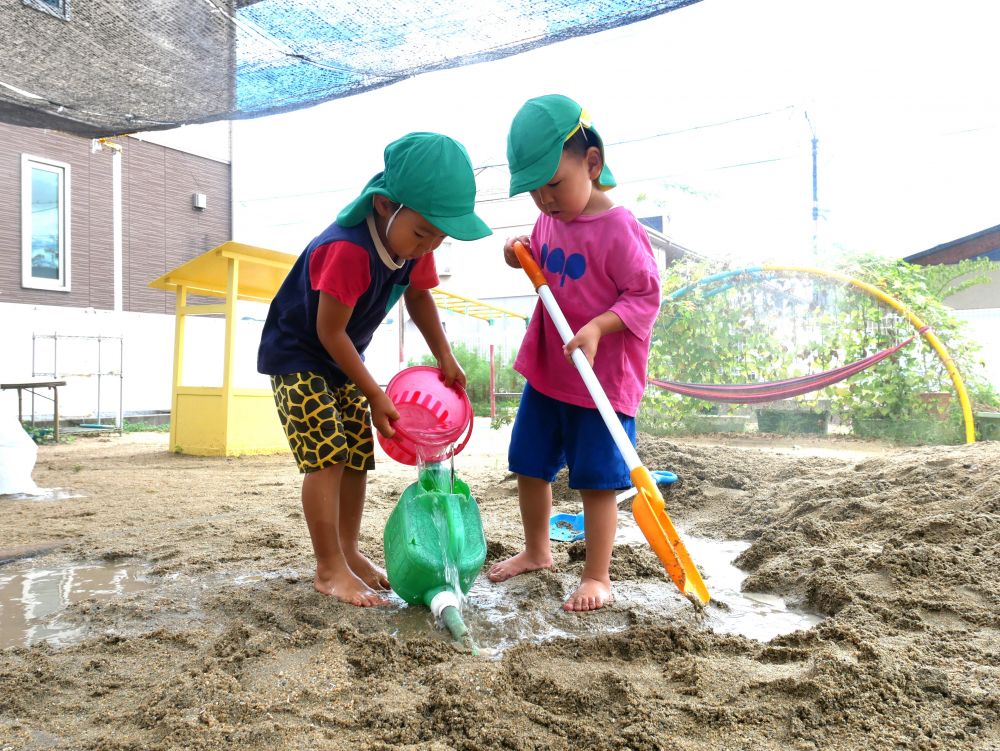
[642,259,805,434]
[490,410,515,430]
[640,254,1000,443]
[21,423,54,444]
[412,342,523,418]
[122,421,170,433]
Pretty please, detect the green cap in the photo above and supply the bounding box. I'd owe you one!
[507,94,616,197]
[338,132,492,241]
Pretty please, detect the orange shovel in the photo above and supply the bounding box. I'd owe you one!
[513,241,710,607]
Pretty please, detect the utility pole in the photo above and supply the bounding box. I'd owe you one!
[804,110,819,256]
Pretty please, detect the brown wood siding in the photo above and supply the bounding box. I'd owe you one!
[86,145,115,311]
[125,138,232,314]
[909,229,1000,266]
[124,142,168,314]
[0,121,230,314]
[164,148,232,311]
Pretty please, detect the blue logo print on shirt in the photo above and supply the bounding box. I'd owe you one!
[540,243,586,287]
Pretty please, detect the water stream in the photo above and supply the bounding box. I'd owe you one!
[419,456,465,609]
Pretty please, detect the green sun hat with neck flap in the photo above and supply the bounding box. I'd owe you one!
[507,94,616,197]
[337,132,492,241]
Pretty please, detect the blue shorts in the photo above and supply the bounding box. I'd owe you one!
[508,384,635,490]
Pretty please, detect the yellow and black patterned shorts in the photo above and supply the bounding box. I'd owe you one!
[270,372,376,473]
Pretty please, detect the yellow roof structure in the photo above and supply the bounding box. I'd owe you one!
[429,288,527,323]
[148,241,297,303]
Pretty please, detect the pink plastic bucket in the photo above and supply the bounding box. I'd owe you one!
[377,366,474,465]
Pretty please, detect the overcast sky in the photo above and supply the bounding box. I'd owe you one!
[210,0,1000,264]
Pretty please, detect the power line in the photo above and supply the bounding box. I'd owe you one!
[473,105,798,171]
[237,105,800,204]
[610,105,797,146]
[474,154,801,204]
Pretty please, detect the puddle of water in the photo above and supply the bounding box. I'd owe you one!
[687,536,822,640]
[465,577,627,654]
[614,518,822,641]
[385,518,822,656]
[0,530,816,654]
[384,582,608,658]
[0,561,153,649]
[1,488,84,502]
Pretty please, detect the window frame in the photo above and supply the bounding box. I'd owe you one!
[21,154,72,292]
[21,0,70,21]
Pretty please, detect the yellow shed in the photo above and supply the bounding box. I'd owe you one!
[149,241,296,456]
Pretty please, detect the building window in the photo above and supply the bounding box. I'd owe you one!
[22,155,71,292]
[22,0,69,20]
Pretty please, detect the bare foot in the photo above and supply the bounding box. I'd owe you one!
[344,550,390,590]
[487,551,553,582]
[315,567,388,607]
[563,577,613,612]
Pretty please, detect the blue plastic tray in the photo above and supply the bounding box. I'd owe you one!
[548,470,678,542]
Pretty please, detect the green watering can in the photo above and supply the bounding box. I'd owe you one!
[383,463,486,644]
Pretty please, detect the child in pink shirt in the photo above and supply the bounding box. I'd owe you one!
[488,95,660,612]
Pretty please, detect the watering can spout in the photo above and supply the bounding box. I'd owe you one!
[428,590,477,653]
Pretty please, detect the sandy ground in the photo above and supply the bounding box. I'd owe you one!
[1,422,998,751]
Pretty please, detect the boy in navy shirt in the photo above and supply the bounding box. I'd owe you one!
[259,132,491,606]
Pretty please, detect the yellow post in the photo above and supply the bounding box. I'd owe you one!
[149,242,297,456]
[169,285,188,452]
[222,256,240,447]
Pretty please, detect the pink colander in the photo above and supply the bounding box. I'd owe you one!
[377,366,474,465]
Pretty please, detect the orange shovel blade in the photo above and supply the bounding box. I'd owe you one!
[631,467,710,606]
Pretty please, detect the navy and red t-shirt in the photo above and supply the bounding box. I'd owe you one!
[257,217,437,386]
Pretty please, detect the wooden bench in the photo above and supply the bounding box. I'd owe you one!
[1,379,67,441]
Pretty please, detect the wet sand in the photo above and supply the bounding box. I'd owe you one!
[1,426,998,750]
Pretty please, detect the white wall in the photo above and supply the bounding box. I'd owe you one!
[951,307,1000,390]
[0,302,270,424]
[0,296,526,422]
[944,269,1000,310]
[944,277,1000,391]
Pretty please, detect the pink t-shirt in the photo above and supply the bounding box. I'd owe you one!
[514,206,661,416]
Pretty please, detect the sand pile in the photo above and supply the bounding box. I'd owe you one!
[0,432,997,750]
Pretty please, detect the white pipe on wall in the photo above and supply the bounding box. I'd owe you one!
[93,138,123,313]
[110,143,123,313]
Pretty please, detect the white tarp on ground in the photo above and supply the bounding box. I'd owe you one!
[0,417,40,495]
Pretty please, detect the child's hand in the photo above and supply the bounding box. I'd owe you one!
[438,352,468,390]
[370,390,400,439]
[563,321,602,367]
[503,236,530,268]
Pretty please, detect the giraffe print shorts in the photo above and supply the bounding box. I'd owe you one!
[270,372,376,473]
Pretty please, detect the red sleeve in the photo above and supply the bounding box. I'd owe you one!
[309,241,371,307]
[409,253,439,290]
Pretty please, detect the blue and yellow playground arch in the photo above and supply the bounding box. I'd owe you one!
[658,265,976,444]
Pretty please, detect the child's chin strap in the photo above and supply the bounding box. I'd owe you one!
[386,204,405,236]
